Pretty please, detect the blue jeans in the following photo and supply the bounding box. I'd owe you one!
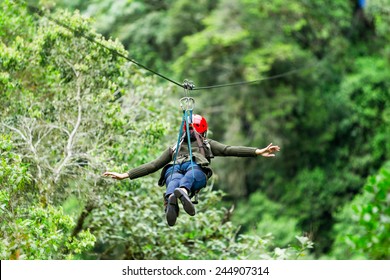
[164,161,207,198]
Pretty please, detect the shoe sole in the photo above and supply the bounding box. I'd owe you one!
[166,195,178,226]
[174,188,195,216]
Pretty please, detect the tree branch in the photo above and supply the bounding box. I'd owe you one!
[53,68,83,183]
[3,123,27,141]
[3,121,43,180]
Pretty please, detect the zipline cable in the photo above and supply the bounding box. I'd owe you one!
[19,0,184,88]
[16,0,320,91]
[193,64,316,90]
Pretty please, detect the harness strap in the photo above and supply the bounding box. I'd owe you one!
[170,109,196,180]
[170,112,186,180]
[184,110,195,179]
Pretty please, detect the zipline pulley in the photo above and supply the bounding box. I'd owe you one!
[182,79,195,91]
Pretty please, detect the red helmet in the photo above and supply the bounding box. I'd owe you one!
[184,114,208,134]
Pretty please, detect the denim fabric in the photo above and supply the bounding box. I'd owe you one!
[164,161,207,198]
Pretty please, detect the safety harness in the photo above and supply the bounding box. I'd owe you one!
[169,93,212,204]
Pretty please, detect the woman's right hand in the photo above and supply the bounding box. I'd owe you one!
[102,171,129,180]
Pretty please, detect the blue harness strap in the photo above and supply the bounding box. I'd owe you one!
[170,111,186,179]
[170,108,195,179]
[185,109,195,178]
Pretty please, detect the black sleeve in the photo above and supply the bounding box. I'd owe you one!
[208,139,257,157]
[127,147,172,180]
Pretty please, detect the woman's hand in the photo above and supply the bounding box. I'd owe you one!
[255,143,280,157]
[102,171,129,180]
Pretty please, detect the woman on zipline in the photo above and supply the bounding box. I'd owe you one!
[103,114,280,226]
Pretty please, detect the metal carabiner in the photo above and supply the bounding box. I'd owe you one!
[180,97,195,111]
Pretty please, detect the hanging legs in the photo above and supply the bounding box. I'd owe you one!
[164,163,207,226]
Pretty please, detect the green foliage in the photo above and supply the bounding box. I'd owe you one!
[331,162,390,259]
[1,1,304,260]
[366,0,390,41]
[87,178,309,260]
[338,56,390,167]
[3,0,390,260]
[232,192,300,248]
[53,0,216,76]
[0,136,95,259]
[0,204,96,260]
[169,0,390,257]
[0,136,31,192]
[0,1,174,259]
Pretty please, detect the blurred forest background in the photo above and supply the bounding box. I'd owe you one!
[1,0,389,260]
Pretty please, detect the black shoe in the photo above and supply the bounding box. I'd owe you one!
[166,195,179,226]
[174,188,195,216]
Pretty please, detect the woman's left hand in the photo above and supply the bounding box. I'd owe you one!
[102,171,129,180]
[256,143,280,157]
